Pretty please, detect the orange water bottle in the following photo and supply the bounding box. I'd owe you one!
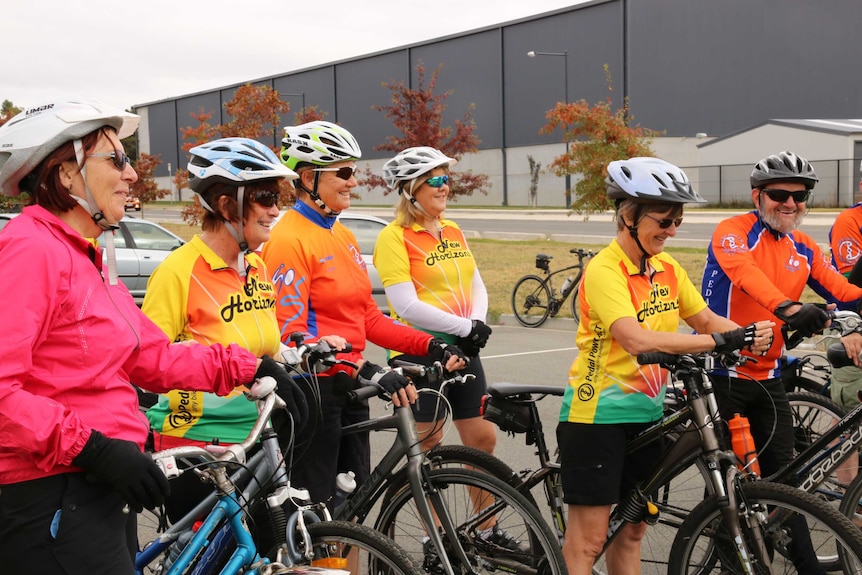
[728,413,760,476]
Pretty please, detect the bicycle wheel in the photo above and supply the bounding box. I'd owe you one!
[425,444,527,492]
[839,469,862,529]
[375,467,565,575]
[787,390,851,516]
[511,275,552,327]
[668,480,862,575]
[787,390,846,455]
[302,520,423,575]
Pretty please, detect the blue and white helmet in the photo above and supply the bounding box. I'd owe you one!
[188,137,297,201]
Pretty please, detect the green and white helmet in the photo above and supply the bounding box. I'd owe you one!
[279,121,362,171]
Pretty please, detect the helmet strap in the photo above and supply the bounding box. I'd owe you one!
[300,170,340,216]
[622,205,650,275]
[403,188,434,220]
[72,139,120,285]
[222,186,250,276]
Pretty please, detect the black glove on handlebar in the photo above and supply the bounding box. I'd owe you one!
[774,301,831,335]
[711,323,757,354]
[73,430,170,513]
[357,361,410,395]
[427,338,469,367]
[255,355,309,431]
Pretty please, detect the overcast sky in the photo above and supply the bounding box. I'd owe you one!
[3,0,584,111]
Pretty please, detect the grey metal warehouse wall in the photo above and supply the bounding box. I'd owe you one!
[136,0,862,182]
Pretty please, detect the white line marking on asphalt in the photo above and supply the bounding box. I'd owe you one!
[482,347,577,360]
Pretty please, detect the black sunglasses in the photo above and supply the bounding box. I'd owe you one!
[312,166,357,181]
[248,189,280,208]
[761,188,811,204]
[87,150,131,171]
[642,213,683,229]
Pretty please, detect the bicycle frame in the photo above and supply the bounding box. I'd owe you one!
[334,387,477,575]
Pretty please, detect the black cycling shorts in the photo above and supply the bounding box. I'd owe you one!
[557,420,664,506]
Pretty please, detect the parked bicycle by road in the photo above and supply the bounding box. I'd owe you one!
[511,247,594,327]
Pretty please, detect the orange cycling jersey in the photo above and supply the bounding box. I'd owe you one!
[829,203,862,275]
[702,211,862,380]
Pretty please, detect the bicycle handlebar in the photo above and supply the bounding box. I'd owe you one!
[637,350,747,370]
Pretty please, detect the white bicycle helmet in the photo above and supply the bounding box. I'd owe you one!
[750,151,819,190]
[382,146,457,192]
[188,137,297,200]
[606,157,706,204]
[0,96,139,197]
[279,121,362,171]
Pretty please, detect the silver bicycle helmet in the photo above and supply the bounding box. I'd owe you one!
[188,137,297,200]
[750,151,819,190]
[606,157,706,204]
[382,147,457,192]
[279,121,362,171]
[0,96,139,197]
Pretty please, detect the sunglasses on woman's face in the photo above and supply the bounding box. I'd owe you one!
[642,213,683,229]
[424,175,450,188]
[87,150,131,171]
[761,188,811,204]
[312,166,357,180]
[248,189,280,208]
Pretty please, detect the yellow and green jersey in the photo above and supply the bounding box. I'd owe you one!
[560,239,707,424]
[143,236,280,444]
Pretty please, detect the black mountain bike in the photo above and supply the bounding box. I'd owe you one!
[511,247,594,327]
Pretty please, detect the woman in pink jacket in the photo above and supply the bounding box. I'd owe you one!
[0,97,305,575]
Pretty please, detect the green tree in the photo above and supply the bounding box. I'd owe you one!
[359,61,488,199]
[540,67,658,213]
[0,100,22,128]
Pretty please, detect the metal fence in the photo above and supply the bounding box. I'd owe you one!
[681,159,860,208]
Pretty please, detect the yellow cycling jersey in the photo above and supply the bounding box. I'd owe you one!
[143,236,280,443]
[559,240,707,424]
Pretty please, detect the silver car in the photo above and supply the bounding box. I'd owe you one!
[97,217,185,303]
[1,213,184,304]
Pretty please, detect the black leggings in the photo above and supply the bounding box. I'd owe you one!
[709,374,794,479]
[0,473,137,575]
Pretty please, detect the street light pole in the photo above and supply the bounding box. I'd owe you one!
[527,50,570,208]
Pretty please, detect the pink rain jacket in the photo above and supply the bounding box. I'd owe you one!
[0,206,257,484]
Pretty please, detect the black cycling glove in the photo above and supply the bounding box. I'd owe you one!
[711,323,757,354]
[457,320,492,358]
[255,355,309,431]
[774,301,831,335]
[357,361,410,395]
[427,337,469,366]
[73,430,170,513]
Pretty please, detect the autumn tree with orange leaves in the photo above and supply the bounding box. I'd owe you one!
[360,62,488,199]
[131,153,172,217]
[541,67,657,213]
[175,84,292,224]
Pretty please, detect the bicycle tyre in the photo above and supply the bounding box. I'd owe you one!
[303,520,423,575]
[375,467,566,575]
[425,444,528,493]
[838,469,862,529]
[511,275,552,327]
[668,480,862,575]
[787,390,847,455]
[568,282,581,323]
